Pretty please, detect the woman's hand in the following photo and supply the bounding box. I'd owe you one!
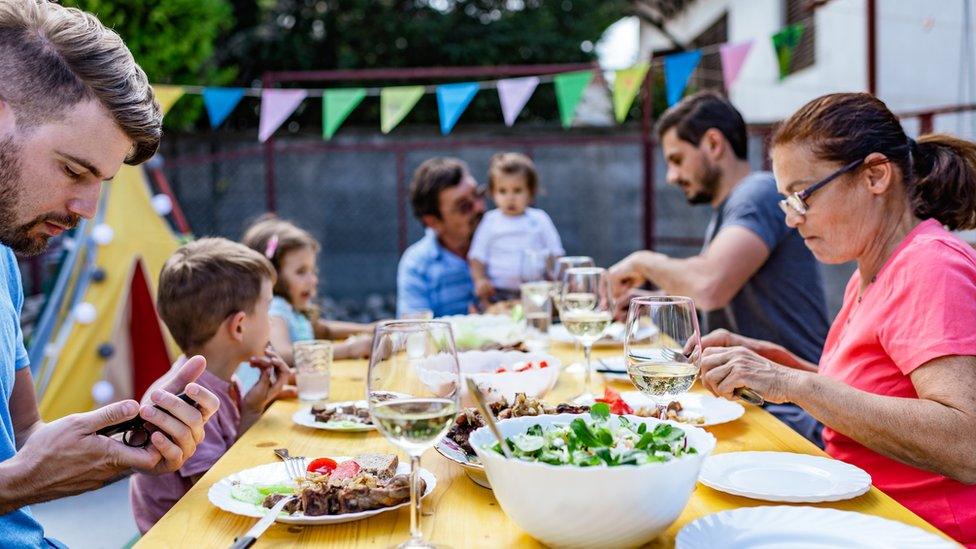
[700,346,805,404]
[701,329,815,372]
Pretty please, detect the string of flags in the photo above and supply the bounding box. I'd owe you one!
[153,23,804,142]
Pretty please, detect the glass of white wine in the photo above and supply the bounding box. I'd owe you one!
[551,256,595,314]
[560,267,614,403]
[624,296,701,404]
[367,321,460,548]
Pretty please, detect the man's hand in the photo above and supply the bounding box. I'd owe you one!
[612,288,663,322]
[607,250,656,299]
[0,356,220,511]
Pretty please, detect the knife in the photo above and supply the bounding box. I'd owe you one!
[229,495,295,549]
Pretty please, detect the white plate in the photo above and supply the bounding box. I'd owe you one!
[292,401,375,432]
[439,314,525,350]
[676,506,954,548]
[208,458,436,525]
[699,451,872,502]
[549,323,625,347]
[619,391,745,427]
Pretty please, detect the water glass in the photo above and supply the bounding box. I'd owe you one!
[294,339,332,401]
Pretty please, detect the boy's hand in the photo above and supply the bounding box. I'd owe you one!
[244,349,297,415]
[342,334,372,359]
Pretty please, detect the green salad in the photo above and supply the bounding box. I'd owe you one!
[230,482,294,506]
[488,403,697,466]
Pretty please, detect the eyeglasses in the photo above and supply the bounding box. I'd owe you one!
[778,158,864,218]
[451,185,487,216]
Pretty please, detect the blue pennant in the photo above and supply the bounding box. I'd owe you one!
[203,87,246,128]
[664,50,702,106]
[436,82,480,135]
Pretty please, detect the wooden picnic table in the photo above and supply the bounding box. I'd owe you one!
[138,343,953,548]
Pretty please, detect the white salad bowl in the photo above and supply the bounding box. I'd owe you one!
[470,413,716,549]
[417,350,560,407]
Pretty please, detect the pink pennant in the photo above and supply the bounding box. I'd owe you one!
[719,41,754,91]
[497,76,540,127]
[258,89,308,142]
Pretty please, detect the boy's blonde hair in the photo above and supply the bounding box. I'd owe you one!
[488,152,539,196]
[241,214,320,301]
[0,0,161,164]
[158,238,276,352]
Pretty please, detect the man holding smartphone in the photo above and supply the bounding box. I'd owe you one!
[0,2,220,546]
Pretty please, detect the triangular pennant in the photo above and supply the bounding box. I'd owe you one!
[202,87,246,128]
[497,76,539,127]
[664,50,702,106]
[612,63,650,123]
[258,89,308,142]
[322,88,366,139]
[436,82,480,135]
[153,85,185,117]
[772,24,805,80]
[380,86,425,134]
[719,41,754,91]
[553,70,594,128]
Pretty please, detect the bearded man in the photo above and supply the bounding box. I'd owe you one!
[609,91,829,445]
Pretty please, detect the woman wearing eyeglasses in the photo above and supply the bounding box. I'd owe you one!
[699,92,976,546]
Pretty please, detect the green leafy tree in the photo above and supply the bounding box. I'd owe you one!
[61,0,236,128]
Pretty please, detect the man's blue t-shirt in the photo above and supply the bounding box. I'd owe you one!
[0,245,45,548]
[396,229,475,318]
[703,172,830,364]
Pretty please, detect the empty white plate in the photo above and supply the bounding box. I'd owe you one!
[676,506,954,548]
[699,451,871,502]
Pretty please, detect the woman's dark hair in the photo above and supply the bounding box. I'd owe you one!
[773,92,976,230]
[655,90,749,160]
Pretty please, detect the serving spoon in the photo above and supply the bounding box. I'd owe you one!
[465,378,513,458]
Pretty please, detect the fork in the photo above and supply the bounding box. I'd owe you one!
[228,450,305,549]
[653,346,765,406]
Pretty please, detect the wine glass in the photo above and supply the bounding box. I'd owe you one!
[623,296,701,404]
[550,256,594,313]
[367,321,460,548]
[560,267,614,403]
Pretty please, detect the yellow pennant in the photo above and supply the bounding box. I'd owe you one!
[153,85,186,117]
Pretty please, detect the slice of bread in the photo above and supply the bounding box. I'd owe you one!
[354,453,398,479]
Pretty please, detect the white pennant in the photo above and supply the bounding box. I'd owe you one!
[497,76,540,127]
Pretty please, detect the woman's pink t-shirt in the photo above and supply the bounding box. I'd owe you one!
[820,219,976,546]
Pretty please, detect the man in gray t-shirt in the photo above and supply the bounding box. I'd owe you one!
[610,91,828,445]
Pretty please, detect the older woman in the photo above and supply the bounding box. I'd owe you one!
[698,92,976,546]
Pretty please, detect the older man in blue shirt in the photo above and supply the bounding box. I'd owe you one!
[397,157,486,317]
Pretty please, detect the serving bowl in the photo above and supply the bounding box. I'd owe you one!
[470,413,715,549]
[418,350,561,407]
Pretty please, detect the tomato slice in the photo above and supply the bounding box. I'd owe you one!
[495,367,508,373]
[514,361,532,372]
[306,457,338,475]
[332,459,362,480]
[595,387,633,415]
[539,360,549,369]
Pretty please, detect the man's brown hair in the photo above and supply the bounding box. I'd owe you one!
[409,157,470,220]
[0,0,161,164]
[158,238,276,352]
[488,152,539,196]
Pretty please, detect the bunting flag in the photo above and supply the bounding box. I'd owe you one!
[322,88,367,139]
[153,85,185,117]
[719,41,754,91]
[664,50,701,106]
[772,24,805,80]
[380,86,425,134]
[497,76,539,127]
[202,87,246,129]
[436,82,480,135]
[258,89,307,142]
[612,63,650,123]
[553,70,594,128]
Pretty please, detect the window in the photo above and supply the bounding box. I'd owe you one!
[690,13,728,93]
[784,0,816,74]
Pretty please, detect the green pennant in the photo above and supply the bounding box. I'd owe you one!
[380,86,425,133]
[322,88,366,139]
[612,63,649,123]
[772,23,805,80]
[553,70,595,128]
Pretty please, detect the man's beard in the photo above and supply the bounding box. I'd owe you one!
[0,136,80,256]
[684,160,722,205]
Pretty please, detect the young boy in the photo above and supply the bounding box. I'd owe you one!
[470,152,564,304]
[130,238,295,534]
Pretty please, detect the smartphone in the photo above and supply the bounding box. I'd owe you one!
[96,392,199,447]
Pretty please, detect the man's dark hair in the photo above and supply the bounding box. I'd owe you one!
[410,157,469,219]
[655,91,748,160]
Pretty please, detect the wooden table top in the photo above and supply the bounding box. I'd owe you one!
[138,343,953,548]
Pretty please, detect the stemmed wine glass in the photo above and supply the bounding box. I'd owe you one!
[550,256,594,313]
[559,267,614,403]
[367,321,460,548]
[623,296,701,404]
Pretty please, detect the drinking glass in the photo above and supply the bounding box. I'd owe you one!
[367,321,460,548]
[550,256,594,314]
[623,296,701,404]
[559,267,614,402]
[520,248,550,283]
[293,340,332,401]
[520,281,553,350]
[400,309,434,320]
